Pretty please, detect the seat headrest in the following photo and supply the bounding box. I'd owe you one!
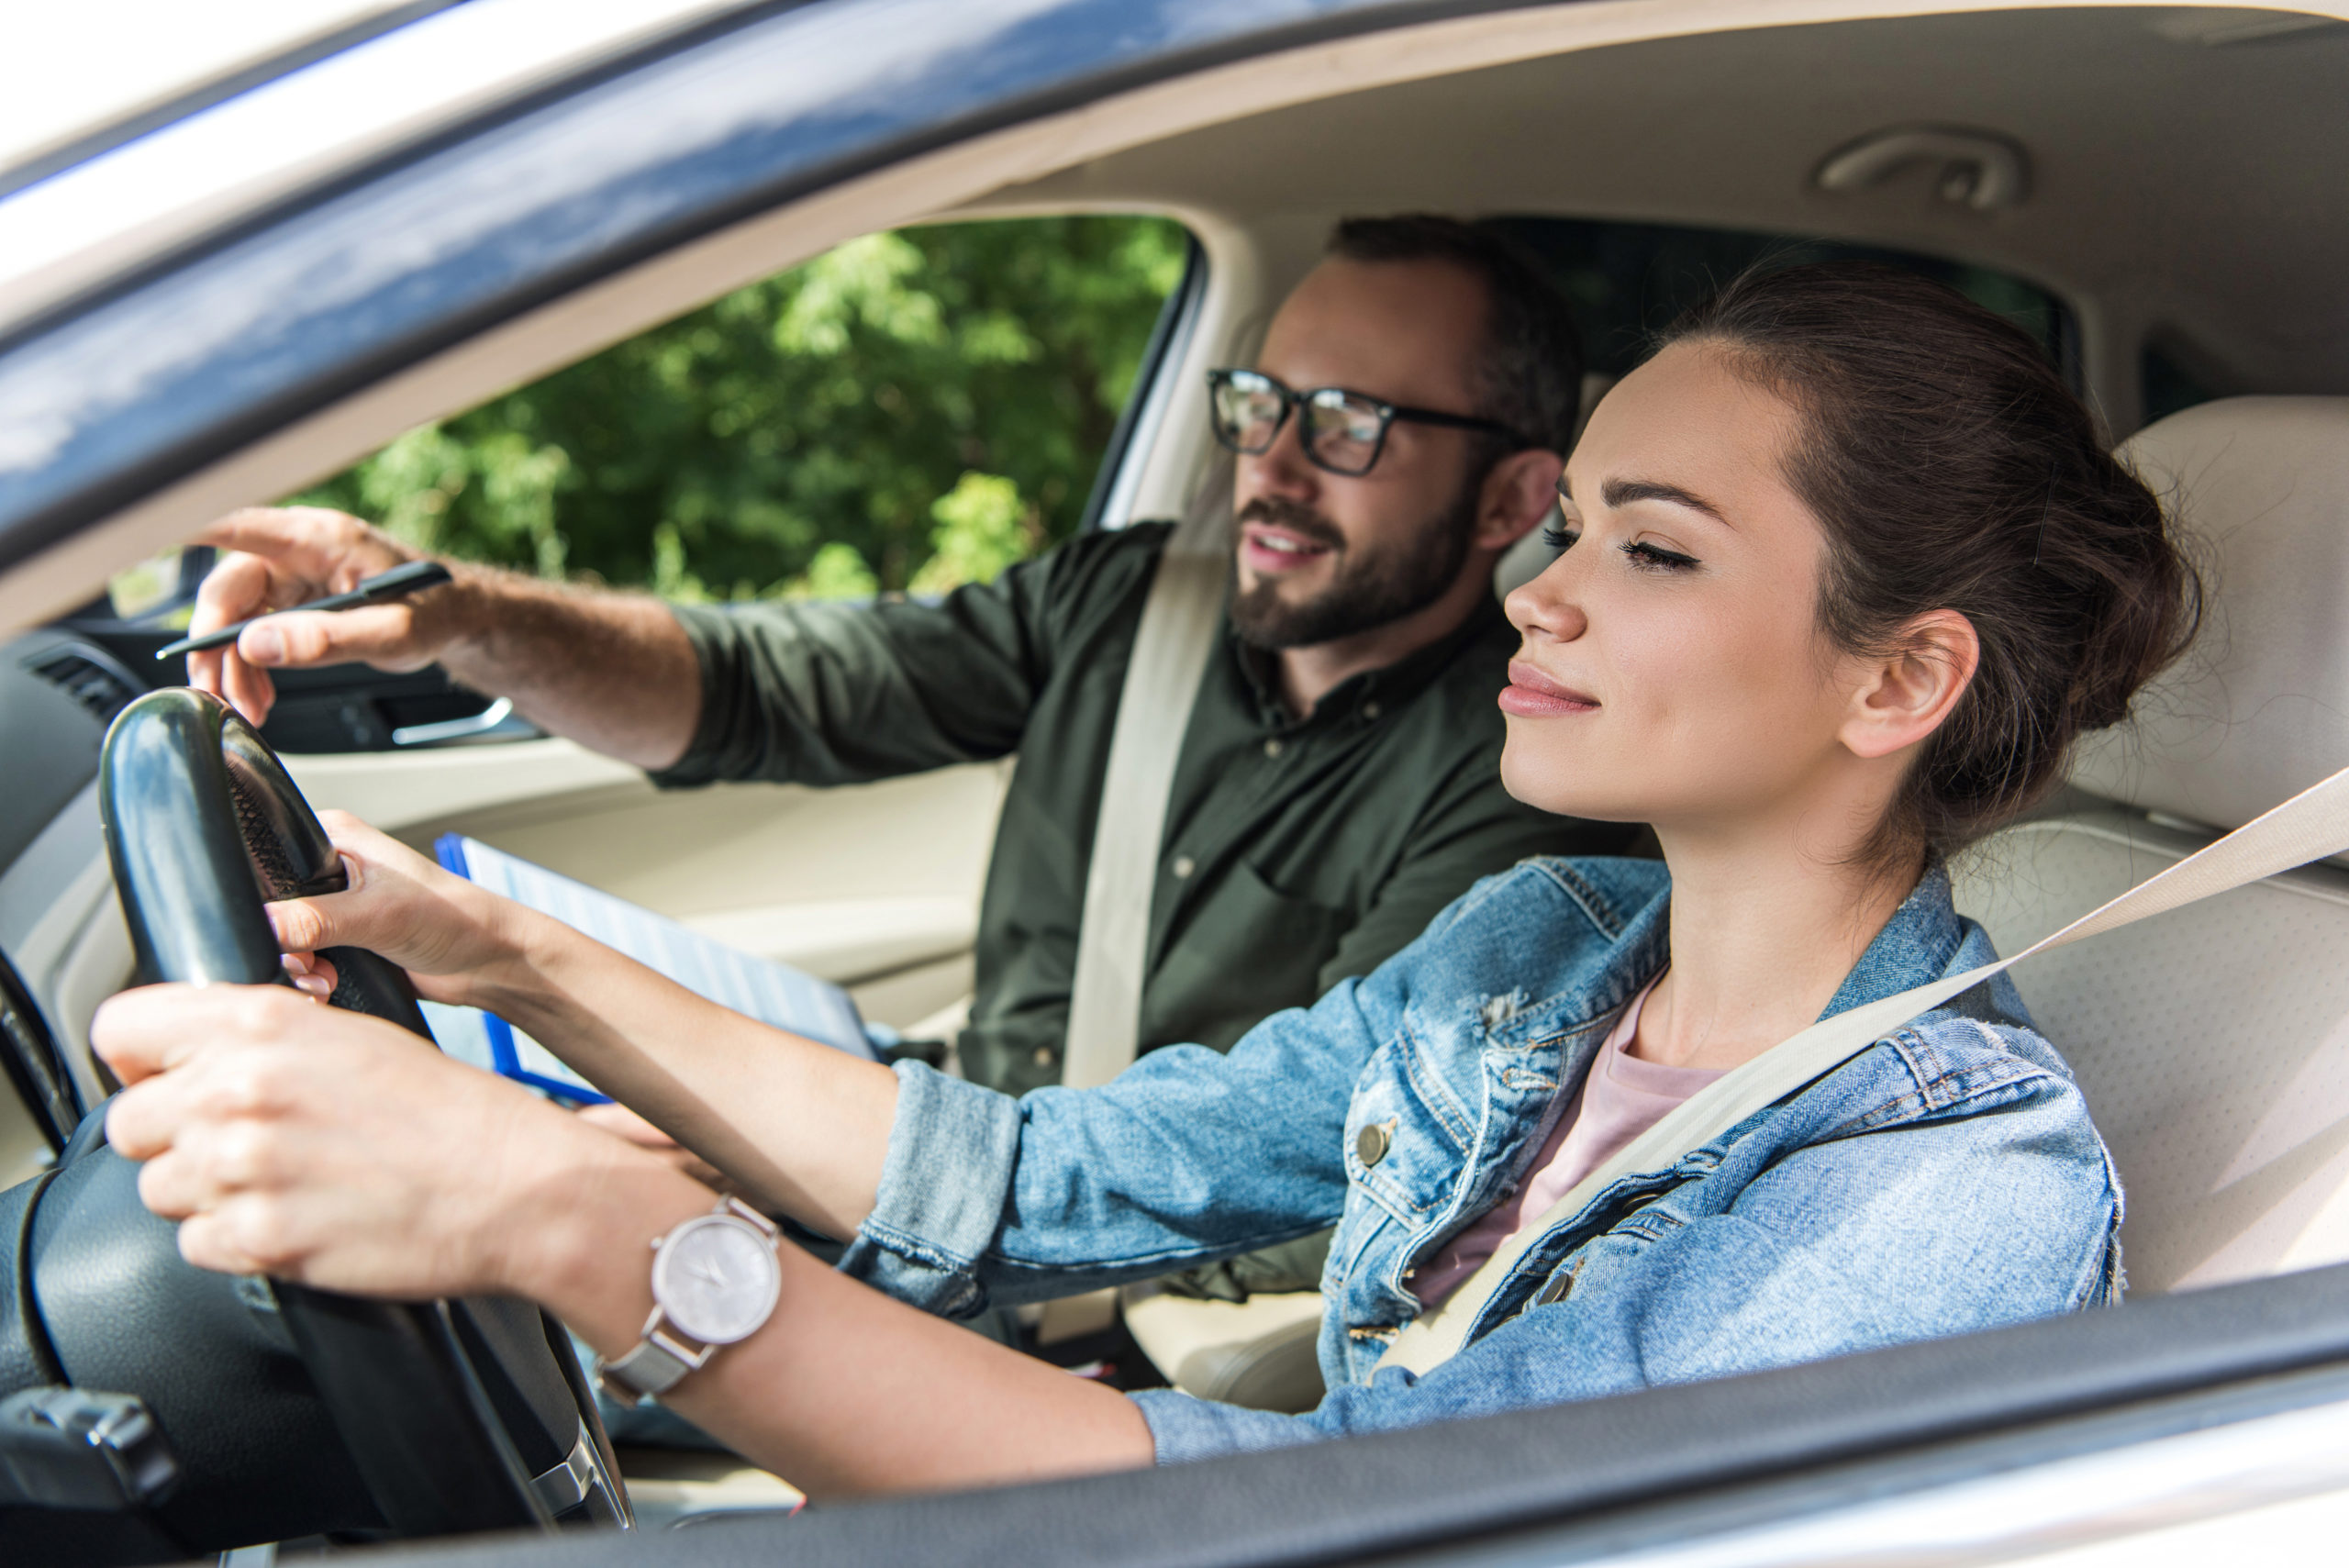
[1494,508,1557,600]
[2071,396,2349,832]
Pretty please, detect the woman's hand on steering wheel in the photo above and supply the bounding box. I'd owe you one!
[92,982,685,1298]
[267,812,544,1008]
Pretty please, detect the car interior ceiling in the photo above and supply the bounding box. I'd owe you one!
[6,4,2349,1561]
[967,6,2349,434]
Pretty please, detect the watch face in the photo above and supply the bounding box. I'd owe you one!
[651,1215,782,1345]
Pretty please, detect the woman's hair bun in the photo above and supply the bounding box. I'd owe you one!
[1660,262,2201,865]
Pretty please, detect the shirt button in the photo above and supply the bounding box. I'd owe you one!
[1263,738,1284,759]
[1031,1047,1054,1068]
[1171,855,1196,879]
[1355,1124,1391,1167]
[1362,701,1381,720]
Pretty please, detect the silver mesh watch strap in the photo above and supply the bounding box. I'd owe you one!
[596,1311,710,1403]
[596,1195,780,1405]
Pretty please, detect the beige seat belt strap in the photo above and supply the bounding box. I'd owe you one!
[1385,759,2349,1376]
[1062,490,1231,1090]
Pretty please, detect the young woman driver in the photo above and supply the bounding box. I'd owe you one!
[94,264,2198,1496]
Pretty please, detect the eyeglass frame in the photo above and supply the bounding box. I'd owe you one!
[1205,367,1531,478]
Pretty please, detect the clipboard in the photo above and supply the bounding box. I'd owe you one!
[423,834,874,1104]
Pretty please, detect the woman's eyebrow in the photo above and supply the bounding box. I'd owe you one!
[1601,476,1731,524]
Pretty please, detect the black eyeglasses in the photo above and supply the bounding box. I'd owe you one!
[1206,368,1527,478]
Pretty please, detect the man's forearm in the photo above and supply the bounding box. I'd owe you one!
[437,563,703,770]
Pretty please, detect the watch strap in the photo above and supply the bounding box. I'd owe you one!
[596,1310,710,1403]
[595,1196,781,1405]
[717,1195,783,1243]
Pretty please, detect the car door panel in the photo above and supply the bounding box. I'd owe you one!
[289,745,1011,1029]
[282,737,647,833]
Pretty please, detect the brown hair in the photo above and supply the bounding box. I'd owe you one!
[1328,215,1584,457]
[1657,261,2200,867]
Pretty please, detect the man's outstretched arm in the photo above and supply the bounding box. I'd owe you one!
[186,507,703,770]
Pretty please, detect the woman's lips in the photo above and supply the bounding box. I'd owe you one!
[1499,660,1599,717]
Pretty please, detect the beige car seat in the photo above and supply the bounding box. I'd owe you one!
[1954,395,2349,1295]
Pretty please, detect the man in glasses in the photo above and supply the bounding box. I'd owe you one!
[184,215,1632,1299]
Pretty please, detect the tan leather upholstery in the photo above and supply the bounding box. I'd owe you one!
[1120,1284,1326,1413]
[2073,397,2349,835]
[1954,396,2349,1294]
[1953,812,2349,1293]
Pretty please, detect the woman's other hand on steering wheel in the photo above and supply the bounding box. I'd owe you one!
[268,811,542,1007]
[92,982,684,1297]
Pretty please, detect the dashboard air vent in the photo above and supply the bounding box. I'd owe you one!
[23,643,141,724]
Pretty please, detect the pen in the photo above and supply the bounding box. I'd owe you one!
[154,561,454,660]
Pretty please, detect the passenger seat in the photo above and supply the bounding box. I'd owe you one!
[1954,396,2349,1295]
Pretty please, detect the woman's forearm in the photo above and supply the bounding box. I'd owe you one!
[97,979,1149,1501]
[473,909,902,1239]
[531,1153,1154,1497]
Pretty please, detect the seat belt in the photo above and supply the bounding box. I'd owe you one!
[1062,483,1232,1090]
[1384,759,2349,1377]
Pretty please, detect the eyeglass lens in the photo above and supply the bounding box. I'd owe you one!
[1303,388,1386,474]
[1212,373,1387,476]
[1212,375,1288,454]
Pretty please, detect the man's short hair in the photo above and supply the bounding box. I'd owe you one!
[1326,216,1584,459]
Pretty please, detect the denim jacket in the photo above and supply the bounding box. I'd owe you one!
[840,858,2123,1463]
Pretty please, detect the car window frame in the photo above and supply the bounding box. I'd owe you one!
[1082,230,1208,534]
[358,1261,2349,1567]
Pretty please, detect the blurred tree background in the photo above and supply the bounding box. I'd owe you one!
[289,216,1190,600]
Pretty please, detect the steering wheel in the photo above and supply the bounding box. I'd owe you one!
[28,688,627,1551]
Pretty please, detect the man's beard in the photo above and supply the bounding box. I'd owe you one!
[1228,480,1481,651]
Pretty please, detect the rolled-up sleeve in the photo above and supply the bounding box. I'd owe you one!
[651,524,1171,789]
[836,1062,1027,1318]
[839,954,1408,1316]
[653,584,1041,789]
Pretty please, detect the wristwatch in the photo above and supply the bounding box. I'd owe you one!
[596,1195,783,1404]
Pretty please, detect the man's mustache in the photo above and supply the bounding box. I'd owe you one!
[1237,496,1345,552]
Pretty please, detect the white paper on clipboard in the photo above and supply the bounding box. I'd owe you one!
[421,834,874,1103]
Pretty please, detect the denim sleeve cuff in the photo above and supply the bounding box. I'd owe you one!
[1130,1388,1324,1464]
[836,1061,1023,1319]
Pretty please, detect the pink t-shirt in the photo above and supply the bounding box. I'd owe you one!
[1412,980,1721,1310]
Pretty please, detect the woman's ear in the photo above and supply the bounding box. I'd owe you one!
[1841,610,1981,762]
[1476,448,1566,551]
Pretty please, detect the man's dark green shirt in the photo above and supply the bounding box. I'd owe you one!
[655,522,1631,1095]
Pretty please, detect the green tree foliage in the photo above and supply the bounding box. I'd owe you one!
[292,217,1189,599]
